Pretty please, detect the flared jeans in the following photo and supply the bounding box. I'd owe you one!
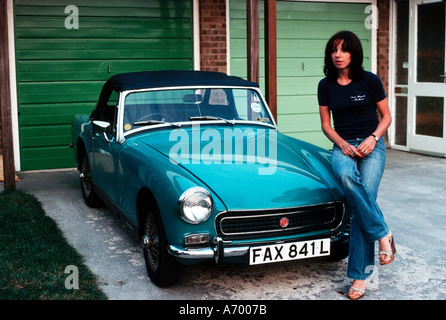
[331,137,389,280]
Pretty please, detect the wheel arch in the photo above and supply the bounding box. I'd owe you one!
[76,137,87,170]
[136,187,160,239]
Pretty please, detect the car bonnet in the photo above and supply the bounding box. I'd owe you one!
[133,125,338,210]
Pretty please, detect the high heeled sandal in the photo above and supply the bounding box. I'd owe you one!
[348,286,365,300]
[379,234,397,265]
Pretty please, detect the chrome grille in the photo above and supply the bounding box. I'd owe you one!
[215,202,344,241]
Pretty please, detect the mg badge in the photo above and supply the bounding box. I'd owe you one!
[279,217,289,228]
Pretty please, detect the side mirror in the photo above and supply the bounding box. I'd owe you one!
[92,120,112,143]
[92,120,110,133]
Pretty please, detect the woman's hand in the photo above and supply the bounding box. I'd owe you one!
[357,136,377,157]
[340,141,362,158]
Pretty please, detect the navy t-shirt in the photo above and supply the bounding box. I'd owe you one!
[317,71,386,140]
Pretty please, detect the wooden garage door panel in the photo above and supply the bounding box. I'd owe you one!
[16,60,191,82]
[14,0,193,170]
[229,0,372,150]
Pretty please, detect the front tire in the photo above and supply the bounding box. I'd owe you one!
[142,205,182,287]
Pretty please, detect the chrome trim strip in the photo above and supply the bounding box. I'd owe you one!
[168,244,249,260]
[330,201,346,232]
[215,201,340,215]
[168,245,215,259]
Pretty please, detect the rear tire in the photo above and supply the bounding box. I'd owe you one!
[142,204,182,287]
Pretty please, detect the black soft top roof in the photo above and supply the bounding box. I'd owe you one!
[92,70,259,120]
[105,70,259,91]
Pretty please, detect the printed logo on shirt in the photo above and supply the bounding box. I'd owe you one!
[350,95,366,102]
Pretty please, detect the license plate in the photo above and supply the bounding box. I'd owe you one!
[249,238,330,265]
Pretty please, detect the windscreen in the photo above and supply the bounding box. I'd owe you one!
[122,88,273,133]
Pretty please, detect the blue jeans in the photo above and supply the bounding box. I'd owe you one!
[331,138,389,280]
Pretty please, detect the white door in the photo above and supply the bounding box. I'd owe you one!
[408,0,446,156]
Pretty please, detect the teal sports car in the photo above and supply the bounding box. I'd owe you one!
[71,70,350,287]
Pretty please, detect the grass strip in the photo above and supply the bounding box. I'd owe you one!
[0,189,107,300]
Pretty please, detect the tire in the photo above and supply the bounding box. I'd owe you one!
[142,205,182,287]
[79,153,102,208]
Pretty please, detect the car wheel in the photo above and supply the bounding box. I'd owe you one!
[80,153,102,208]
[142,206,182,287]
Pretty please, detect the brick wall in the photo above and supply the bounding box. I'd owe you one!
[0,121,2,154]
[377,0,390,96]
[376,0,391,145]
[199,0,227,73]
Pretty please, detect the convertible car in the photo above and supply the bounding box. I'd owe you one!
[71,70,350,287]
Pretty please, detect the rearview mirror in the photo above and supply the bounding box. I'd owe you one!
[183,94,203,103]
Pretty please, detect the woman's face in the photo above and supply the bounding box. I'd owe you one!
[331,40,351,71]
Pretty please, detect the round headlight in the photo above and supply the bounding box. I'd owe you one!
[178,187,214,224]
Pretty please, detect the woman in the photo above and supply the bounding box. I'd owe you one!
[317,31,396,300]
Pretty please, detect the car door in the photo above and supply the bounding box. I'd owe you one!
[91,90,120,203]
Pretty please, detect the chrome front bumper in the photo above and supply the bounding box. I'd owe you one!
[168,237,248,264]
[168,233,349,264]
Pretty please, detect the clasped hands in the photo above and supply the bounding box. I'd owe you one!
[340,136,376,158]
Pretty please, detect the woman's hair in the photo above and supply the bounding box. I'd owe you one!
[323,30,364,81]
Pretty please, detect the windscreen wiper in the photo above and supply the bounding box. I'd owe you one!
[189,116,234,126]
[133,120,181,128]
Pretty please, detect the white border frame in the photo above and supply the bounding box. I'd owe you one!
[7,0,20,171]
[390,0,446,156]
[388,0,409,151]
[406,0,446,156]
[193,0,200,70]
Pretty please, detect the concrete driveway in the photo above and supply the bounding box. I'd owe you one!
[5,149,446,300]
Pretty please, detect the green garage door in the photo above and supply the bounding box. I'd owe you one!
[14,0,193,170]
[229,0,372,149]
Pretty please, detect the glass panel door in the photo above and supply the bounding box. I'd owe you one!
[407,0,446,156]
[416,2,445,83]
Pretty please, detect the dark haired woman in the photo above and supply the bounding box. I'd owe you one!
[317,31,396,300]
